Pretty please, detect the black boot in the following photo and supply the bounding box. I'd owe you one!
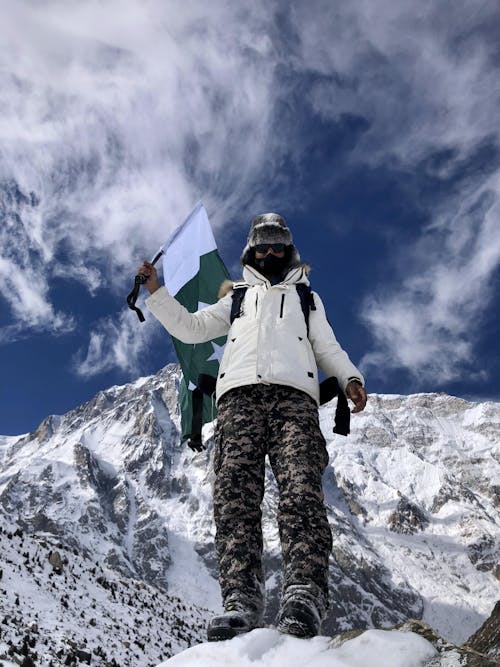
[207,596,264,642]
[277,585,324,638]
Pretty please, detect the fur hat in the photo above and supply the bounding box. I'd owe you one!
[241,212,300,266]
[247,213,293,247]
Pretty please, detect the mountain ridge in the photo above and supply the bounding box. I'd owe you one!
[0,364,498,665]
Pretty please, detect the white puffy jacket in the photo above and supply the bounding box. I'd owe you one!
[146,264,364,405]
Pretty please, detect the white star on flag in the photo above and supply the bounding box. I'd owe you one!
[207,341,225,363]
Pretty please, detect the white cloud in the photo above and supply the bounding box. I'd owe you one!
[73,306,158,378]
[360,172,500,384]
[292,0,499,163]
[1,1,498,381]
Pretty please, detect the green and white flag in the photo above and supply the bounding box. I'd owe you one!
[160,202,231,443]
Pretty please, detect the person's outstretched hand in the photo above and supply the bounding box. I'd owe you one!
[137,260,162,295]
[346,381,368,413]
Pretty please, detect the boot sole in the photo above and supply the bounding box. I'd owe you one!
[277,601,319,639]
[207,626,254,642]
[277,619,315,638]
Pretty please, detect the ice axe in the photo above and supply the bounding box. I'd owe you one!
[126,249,164,322]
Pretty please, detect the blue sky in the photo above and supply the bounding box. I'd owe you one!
[1,1,499,435]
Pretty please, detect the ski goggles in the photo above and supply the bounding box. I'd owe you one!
[254,243,286,254]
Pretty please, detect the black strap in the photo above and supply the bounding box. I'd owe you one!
[230,286,248,324]
[198,373,217,396]
[126,251,163,323]
[294,283,316,335]
[127,275,147,322]
[319,376,350,436]
[333,390,350,436]
[186,374,218,451]
[187,387,205,452]
[319,376,339,404]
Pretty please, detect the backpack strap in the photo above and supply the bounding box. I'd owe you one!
[231,283,316,329]
[230,285,248,324]
[295,283,316,335]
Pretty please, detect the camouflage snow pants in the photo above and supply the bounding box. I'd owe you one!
[213,384,333,614]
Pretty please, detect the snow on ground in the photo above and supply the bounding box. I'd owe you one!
[157,628,437,667]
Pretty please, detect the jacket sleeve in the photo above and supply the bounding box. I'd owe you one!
[145,286,232,343]
[308,291,365,392]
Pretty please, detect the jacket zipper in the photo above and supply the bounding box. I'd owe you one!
[280,293,285,318]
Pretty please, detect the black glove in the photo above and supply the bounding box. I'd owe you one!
[187,435,205,452]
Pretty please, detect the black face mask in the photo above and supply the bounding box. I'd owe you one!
[254,253,288,279]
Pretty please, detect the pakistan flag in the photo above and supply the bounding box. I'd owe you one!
[160,202,231,446]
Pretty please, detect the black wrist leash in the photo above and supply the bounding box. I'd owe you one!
[126,250,164,323]
[127,275,148,322]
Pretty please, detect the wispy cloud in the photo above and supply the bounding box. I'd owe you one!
[360,170,500,384]
[0,183,75,339]
[0,0,283,362]
[287,1,500,384]
[1,1,498,382]
[73,306,161,379]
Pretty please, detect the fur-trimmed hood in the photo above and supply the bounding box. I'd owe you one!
[218,263,312,299]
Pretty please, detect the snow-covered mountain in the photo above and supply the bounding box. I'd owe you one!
[0,364,498,665]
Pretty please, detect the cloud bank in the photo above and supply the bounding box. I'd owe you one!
[1,0,498,384]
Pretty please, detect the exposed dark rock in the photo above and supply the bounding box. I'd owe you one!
[325,519,424,634]
[30,415,61,444]
[48,550,63,574]
[395,618,500,666]
[464,600,500,659]
[388,496,429,534]
[467,533,498,573]
[171,475,191,495]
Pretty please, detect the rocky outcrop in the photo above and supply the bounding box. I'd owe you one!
[464,600,500,660]
[388,495,429,534]
[48,550,63,574]
[331,608,500,666]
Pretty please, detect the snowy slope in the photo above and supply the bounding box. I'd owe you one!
[0,513,209,665]
[319,393,499,641]
[0,365,498,665]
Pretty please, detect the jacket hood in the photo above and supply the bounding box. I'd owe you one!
[241,263,311,288]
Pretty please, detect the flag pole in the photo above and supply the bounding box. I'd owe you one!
[126,247,164,323]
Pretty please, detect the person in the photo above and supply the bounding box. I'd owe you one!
[137,213,367,641]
